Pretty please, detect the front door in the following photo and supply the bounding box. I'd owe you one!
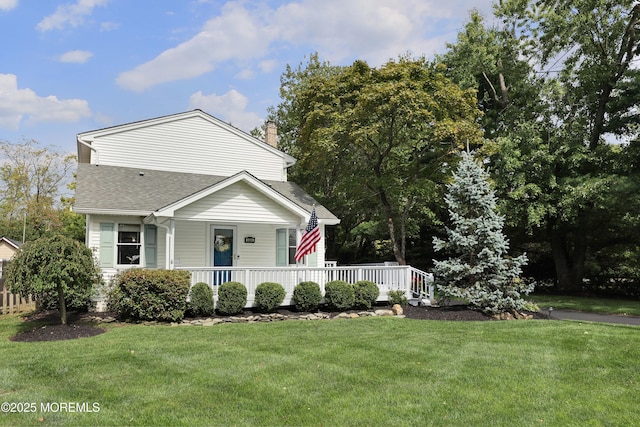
[211,226,235,285]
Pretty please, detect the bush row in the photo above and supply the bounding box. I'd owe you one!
[107,270,389,320]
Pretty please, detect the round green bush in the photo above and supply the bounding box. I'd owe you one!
[387,289,408,306]
[324,280,355,310]
[293,281,322,312]
[217,281,247,315]
[107,269,191,322]
[353,280,380,309]
[255,282,286,312]
[188,282,215,317]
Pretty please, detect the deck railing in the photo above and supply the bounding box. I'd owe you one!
[177,265,434,308]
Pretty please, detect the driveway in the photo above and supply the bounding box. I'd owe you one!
[541,309,640,326]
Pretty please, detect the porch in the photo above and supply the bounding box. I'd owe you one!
[177,264,434,308]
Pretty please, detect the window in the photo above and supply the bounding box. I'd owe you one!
[276,228,299,266]
[287,228,297,265]
[276,228,317,266]
[117,224,141,265]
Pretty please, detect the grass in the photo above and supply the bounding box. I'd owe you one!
[532,294,640,317]
[0,314,639,426]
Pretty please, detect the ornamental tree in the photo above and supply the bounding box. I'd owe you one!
[433,152,532,314]
[5,234,100,324]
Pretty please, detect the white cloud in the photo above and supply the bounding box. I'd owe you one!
[117,0,493,91]
[189,89,262,132]
[0,74,91,129]
[258,59,278,73]
[100,21,119,32]
[0,0,17,11]
[117,2,275,92]
[36,0,109,32]
[59,50,94,63]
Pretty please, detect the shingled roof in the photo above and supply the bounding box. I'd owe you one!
[74,163,338,222]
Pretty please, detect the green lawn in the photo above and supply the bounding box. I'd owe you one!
[0,314,639,426]
[532,294,640,317]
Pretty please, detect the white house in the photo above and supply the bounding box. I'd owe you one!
[74,110,432,308]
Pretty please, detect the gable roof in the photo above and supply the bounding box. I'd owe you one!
[76,109,296,168]
[74,163,339,224]
[0,236,22,250]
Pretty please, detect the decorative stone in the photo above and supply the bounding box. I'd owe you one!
[392,304,403,315]
[374,309,394,316]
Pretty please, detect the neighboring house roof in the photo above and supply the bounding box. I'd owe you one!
[74,163,339,224]
[0,236,22,250]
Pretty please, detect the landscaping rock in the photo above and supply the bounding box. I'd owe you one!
[392,304,403,315]
[374,309,395,316]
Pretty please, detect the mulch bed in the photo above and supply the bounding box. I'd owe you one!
[9,305,545,342]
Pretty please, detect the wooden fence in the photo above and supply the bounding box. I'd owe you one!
[0,259,36,315]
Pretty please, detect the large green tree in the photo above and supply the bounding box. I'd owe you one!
[441,3,640,292]
[271,55,483,264]
[433,152,531,314]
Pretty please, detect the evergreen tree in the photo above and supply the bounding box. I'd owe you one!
[433,152,532,314]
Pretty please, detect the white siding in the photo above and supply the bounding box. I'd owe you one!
[91,115,285,180]
[174,221,207,267]
[235,224,280,266]
[175,181,300,224]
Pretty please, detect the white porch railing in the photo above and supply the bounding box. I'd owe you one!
[177,265,434,308]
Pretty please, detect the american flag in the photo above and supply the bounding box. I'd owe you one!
[294,208,320,262]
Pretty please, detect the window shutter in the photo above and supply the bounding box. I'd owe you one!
[99,223,115,267]
[144,225,157,268]
[276,228,287,266]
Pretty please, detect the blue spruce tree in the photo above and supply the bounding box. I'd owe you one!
[433,151,533,315]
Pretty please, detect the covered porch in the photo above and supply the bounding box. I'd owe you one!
[178,264,434,308]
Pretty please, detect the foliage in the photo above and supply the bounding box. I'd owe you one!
[323,280,355,310]
[433,152,532,314]
[2,314,640,426]
[352,280,379,309]
[293,281,322,312]
[4,234,100,324]
[271,54,483,264]
[0,139,76,241]
[187,282,215,317]
[440,3,640,293]
[387,289,408,306]
[216,281,247,315]
[108,269,190,322]
[254,282,286,313]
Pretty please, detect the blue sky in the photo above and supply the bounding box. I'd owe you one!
[0,0,494,155]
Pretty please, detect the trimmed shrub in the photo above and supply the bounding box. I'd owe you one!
[324,280,355,310]
[255,282,286,312]
[188,282,215,317]
[388,289,408,306]
[353,280,380,309]
[217,281,247,315]
[293,281,322,312]
[108,269,190,322]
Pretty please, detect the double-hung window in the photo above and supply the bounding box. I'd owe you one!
[117,224,141,265]
[276,228,317,266]
[100,223,156,268]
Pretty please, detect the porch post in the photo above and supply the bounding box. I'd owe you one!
[168,219,175,270]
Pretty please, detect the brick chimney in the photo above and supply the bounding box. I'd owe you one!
[265,121,277,148]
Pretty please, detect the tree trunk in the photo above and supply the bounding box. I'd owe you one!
[57,284,67,325]
[550,225,587,293]
[387,217,406,265]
